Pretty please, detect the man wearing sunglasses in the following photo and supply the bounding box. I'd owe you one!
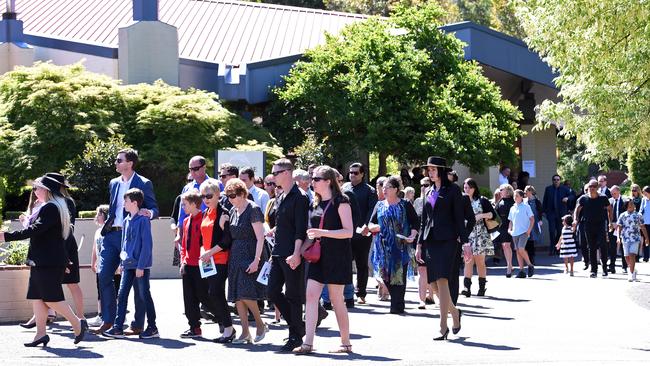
[342,162,378,305]
[543,174,572,256]
[94,148,159,335]
[574,179,613,278]
[266,158,310,351]
[177,156,211,236]
[218,163,239,210]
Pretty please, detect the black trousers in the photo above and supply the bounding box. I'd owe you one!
[578,224,589,263]
[607,231,617,270]
[267,256,305,339]
[207,263,232,328]
[351,235,372,298]
[386,265,408,313]
[450,242,462,306]
[548,216,562,254]
[585,224,608,274]
[643,225,650,261]
[182,265,217,328]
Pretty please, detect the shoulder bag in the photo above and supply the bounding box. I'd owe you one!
[302,200,333,263]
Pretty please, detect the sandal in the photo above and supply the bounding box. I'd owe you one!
[293,343,314,354]
[329,344,353,353]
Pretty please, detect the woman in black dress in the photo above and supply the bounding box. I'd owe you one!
[416,157,464,341]
[0,175,85,347]
[496,184,515,277]
[295,165,354,354]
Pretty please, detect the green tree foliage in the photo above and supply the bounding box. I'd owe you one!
[63,135,130,211]
[556,137,590,191]
[0,62,124,192]
[0,63,279,213]
[267,3,521,173]
[627,149,650,188]
[457,0,492,25]
[518,0,650,160]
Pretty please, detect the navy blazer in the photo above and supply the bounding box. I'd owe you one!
[542,184,571,219]
[418,183,471,245]
[103,172,159,234]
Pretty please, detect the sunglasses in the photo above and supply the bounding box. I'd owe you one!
[115,158,124,164]
[422,184,430,188]
[632,190,638,192]
[265,182,276,186]
[588,185,598,188]
[189,164,205,172]
[226,193,237,199]
[553,178,560,181]
[272,169,288,176]
[312,176,327,182]
[201,194,214,200]
[349,171,360,175]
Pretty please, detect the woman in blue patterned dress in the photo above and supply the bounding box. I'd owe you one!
[368,176,419,314]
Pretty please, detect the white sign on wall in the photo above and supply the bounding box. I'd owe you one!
[216,150,266,178]
[522,160,536,178]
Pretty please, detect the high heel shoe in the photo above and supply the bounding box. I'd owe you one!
[24,335,50,347]
[452,309,462,335]
[214,330,237,344]
[254,324,269,343]
[433,328,449,341]
[19,322,36,329]
[232,334,252,344]
[74,323,86,344]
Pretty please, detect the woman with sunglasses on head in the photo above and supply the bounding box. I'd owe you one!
[222,178,268,344]
[368,176,419,314]
[416,157,466,341]
[495,184,516,277]
[197,178,235,343]
[294,165,353,354]
[0,176,85,347]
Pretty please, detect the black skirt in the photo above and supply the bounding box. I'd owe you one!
[62,235,80,284]
[424,239,457,282]
[27,266,66,302]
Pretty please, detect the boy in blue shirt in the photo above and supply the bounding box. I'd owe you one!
[103,188,158,339]
[508,190,535,278]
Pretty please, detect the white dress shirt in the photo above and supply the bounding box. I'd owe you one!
[114,173,134,227]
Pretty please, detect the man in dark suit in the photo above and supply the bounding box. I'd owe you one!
[597,175,612,198]
[94,148,158,334]
[608,186,626,273]
[542,174,571,255]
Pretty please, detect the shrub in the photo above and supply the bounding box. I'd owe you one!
[627,149,650,188]
[0,241,29,265]
[78,211,97,219]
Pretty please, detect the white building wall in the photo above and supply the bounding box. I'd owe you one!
[33,46,118,78]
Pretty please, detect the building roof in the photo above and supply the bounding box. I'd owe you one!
[17,0,368,64]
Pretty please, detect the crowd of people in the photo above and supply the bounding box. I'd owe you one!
[1,150,649,352]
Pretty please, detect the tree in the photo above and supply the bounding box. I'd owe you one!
[517,0,650,160]
[267,3,521,173]
[457,0,492,25]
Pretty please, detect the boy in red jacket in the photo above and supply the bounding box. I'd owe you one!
[178,190,218,338]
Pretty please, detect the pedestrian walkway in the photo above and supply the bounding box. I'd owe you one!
[1,255,648,365]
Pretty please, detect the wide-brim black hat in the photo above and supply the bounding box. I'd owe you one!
[421,156,451,170]
[44,172,70,188]
[33,175,64,194]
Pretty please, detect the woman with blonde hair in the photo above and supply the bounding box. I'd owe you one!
[295,165,354,354]
[0,175,85,347]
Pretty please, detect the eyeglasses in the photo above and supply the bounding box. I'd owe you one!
[226,193,237,199]
[349,171,360,176]
[272,169,288,176]
[115,158,124,164]
[201,194,214,200]
[219,174,230,179]
[312,177,327,182]
[265,182,276,187]
[189,164,205,172]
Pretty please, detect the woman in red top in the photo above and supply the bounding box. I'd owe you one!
[198,178,235,343]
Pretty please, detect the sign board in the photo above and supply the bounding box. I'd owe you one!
[522,160,536,178]
[215,150,266,178]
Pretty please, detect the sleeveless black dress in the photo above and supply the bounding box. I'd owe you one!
[307,195,353,285]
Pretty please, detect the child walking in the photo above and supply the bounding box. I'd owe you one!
[88,204,110,327]
[103,188,158,339]
[617,200,648,282]
[556,215,578,276]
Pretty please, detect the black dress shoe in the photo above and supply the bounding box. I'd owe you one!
[214,330,236,344]
[80,319,88,330]
[19,322,36,329]
[74,324,86,344]
[24,335,49,347]
[433,328,449,341]
[281,337,303,351]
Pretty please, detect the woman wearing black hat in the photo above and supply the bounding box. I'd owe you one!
[0,175,85,347]
[415,157,467,340]
[44,173,86,325]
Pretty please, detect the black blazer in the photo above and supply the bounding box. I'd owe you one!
[5,202,68,267]
[418,183,472,245]
[207,203,232,251]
